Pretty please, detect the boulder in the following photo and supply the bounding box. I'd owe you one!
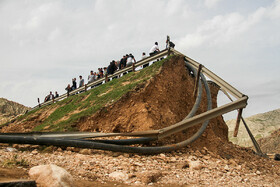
[108,171,128,181]
[189,160,203,170]
[29,164,74,187]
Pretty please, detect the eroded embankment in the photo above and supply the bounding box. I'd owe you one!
[77,55,229,154]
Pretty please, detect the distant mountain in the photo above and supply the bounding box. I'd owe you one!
[0,98,30,125]
[226,108,280,148]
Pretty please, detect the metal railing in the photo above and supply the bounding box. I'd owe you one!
[30,49,169,111]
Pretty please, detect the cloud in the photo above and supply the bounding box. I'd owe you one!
[204,0,222,8]
[177,6,271,50]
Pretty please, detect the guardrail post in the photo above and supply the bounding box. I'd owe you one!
[132,63,135,72]
[168,47,171,56]
[37,98,41,108]
[85,84,87,92]
[233,108,243,137]
[105,74,108,83]
[193,64,203,98]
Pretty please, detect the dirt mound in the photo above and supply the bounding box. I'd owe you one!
[78,55,228,153]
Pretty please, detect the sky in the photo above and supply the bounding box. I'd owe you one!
[0,0,279,120]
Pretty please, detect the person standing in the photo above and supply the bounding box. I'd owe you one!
[142,52,149,68]
[149,42,160,56]
[88,70,95,84]
[119,55,126,69]
[54,91,59,98]
[72,78,77,90]
[79,75,84,88]
[65,84,72,97]
[126,53,136,67]
[49,91,54,100]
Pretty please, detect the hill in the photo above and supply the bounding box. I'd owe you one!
[0,98,30,125]
[227,108,280,148]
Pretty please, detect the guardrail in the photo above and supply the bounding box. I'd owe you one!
[30,48,170,111]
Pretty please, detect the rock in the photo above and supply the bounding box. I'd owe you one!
[42,146,54,153]
[203,155,211,160]
[224,165,230,171]
[112,152,121,157]
[177,162,189,169]
[139,171,163,184]
[235,165,242,170]
[29,164,74,187]
[256,170,261,175]
[79,149,91,155]
[31,150,38,155]
[170,157,177,162]
[159,153,166,158]
[5,147,17,152]
[108,171,128,181]
[124,153,130,158]
[274,154,280,161]
[189,160,203,170]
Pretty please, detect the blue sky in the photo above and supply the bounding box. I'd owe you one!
[0,0,279,119]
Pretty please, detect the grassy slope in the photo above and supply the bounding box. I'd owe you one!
[16,57,171,132]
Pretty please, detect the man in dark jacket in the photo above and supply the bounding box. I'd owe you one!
[107,60,117,75]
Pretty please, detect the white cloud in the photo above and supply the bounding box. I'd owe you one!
[177,2,279,51]
[204,0,222,8]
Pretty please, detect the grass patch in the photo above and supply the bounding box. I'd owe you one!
[2,155,29,168]
[32,56,171,132]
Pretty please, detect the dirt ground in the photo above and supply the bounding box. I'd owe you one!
[0,56,279,186]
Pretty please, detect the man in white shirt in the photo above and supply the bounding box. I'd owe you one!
[88,70,95,84]
[149,42,160,56]
[126,54,136,67]
[79,75,84,88]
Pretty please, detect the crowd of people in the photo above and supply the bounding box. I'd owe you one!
[43,37,175,103]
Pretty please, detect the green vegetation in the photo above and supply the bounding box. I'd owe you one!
[2,154,29,168]
[31,56,171,132]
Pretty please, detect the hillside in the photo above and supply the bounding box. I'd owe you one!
[227,108,280,148]
[0,98,30,125]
